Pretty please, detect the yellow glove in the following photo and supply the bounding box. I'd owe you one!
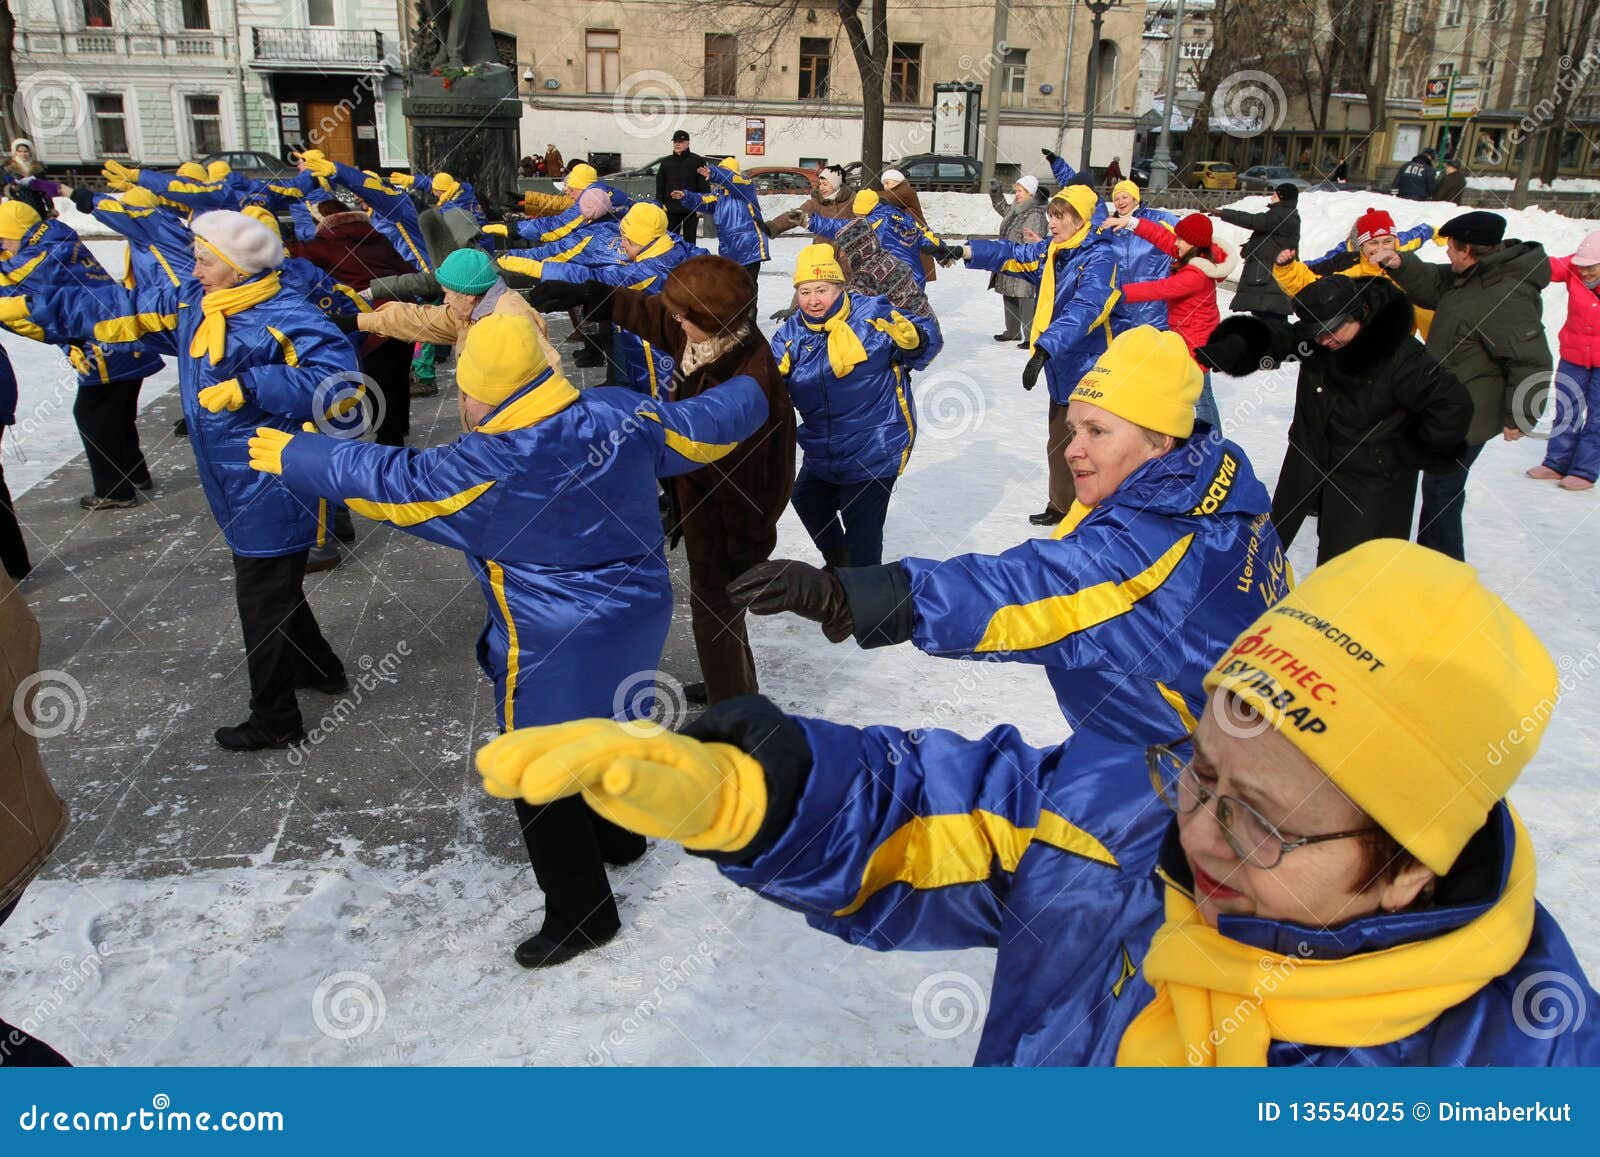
[481,223,509,237]
[297,150,336,179]
[197,378,246,413]
[475,720,768,853]
[388,171,415,188]
[498,256,542,279]
[0,295,30,324]
[247,426,295,474]
[101,159,139,191]
[871,309,922,351]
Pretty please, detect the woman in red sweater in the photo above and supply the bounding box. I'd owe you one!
[1104,211,1237,434]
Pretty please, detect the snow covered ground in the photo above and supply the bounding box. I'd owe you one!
[2,194,1598,1066]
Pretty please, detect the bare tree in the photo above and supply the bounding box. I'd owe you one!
[0,0,21,144]
[1533,0,1600,185]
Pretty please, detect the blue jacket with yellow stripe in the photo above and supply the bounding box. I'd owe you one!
[9,270,360,556]
[273,372,769,729]
[86,194,193,289]
[0,218,165,387]
[966,216,1120,405]
[1306,220,1436,268]
[538,233,707,397]
[678,166,769,267]
[810,204,943,288]
[770,292,943,483]
[412,174,486,224]
[705,708,1600,1066]
[842,433,1288,745]
[501,220,623,267]
[319,161,431,272]
[513,205,587,245]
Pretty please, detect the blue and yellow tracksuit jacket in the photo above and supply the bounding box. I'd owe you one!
[716,716,1600,1065]
[678,167,769,267]
[274,372,768,728]
[501,221,623,268]
[538,233,707,397]
[86,193,192,289]
[318,161,430,272]
[878,435,1288,744]
[1306,220,1435,268]
[1041,155,1172,329]
[133,168,241,213]
[412,174,486,224]
[514,204,587,245]
[966,214,1120,405]
[770,292,943,483]
[10,272,360,556]
[810,204,943,288]
[0,218,165,387]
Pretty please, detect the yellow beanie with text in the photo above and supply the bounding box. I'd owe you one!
[1070,326,1202,438]
[792,243,844,285]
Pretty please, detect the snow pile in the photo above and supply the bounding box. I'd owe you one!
[1469,176,1600,193]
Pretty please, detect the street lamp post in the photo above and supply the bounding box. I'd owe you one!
[1078,0,1120,175]
[1149,0,1187,192]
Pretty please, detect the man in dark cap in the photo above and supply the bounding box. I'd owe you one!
[1377,210,1552,560]
[1394,147,1438,199]
[1433,156,1467,202]
[657,129,708,244]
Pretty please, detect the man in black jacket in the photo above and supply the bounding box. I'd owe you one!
[1432,156,1467,202]
[1198,276,1473,564]
[1394,149,1437,199]
[657,129,708,244]
[1215,183,1300,317]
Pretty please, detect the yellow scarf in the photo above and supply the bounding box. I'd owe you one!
[190,272,283,365]
[1050,500,1094,539]
[803,293,869,378]
[1116,808,1536,1066]
[1028,216,1093,348]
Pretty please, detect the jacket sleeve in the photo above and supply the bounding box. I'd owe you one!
[277,433,505,554]
[539,254,668,290]
[1271,259,1319,298]
[1122,264,1207,303]
[806,212,849,240]
[1037,244,1119,359]
[519,191,575,218]
[964,237,1046,285]
[607,287,683,349]
[514,207,584,242]
[24,280,182,356]
[356,300,458,344]
[1049,155,1078,187]
[241,316,361,421]
[1550,255,1572,281]
[1385,251,1453,310]
[716,712,1117,950]
[1397,356,1474,458]
[1130,216,1179,257]
[499,232,597,266]
[367,270,444,302]
[676,189,715,214]
[1215,206,1273,231]
[895,309,943,371]
[134,170,233,212]
[633,376,769,477]
[1485,295,1556,432]
[1397,222,1437,252]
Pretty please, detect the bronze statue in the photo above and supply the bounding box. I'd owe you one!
[420,0,498,70]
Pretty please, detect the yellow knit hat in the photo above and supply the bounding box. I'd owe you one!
[1203,539,1559,874]
[564,163,598,192]
[433,171,459,196]
[207,160,232,181]
[241,204,283,241]
[1051,183,1100,225]
[718,157,740,173]
[1112,178,1141,203]
[121,185,160,209]
[456,313,551,405]
[177,161,208,180]
[1070,326,1201,438]
[792,243,844,285]
[0,199,42,241]
[619,202,668,247]
[852,188,880,215]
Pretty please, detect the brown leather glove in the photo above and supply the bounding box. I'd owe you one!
[727,560,854,643]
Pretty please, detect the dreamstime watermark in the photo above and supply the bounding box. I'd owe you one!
[586,939,720,1064]
[16,72,91,138]
[1482,45,1600,165]
[285,642,411,767]
[1184,941,1314,1064]
[1212,71,1288,140]
[612,668,690,737]
[311,970,387,1041]
[914,369,987,442]
[612,70,689,141]
[12,669,88,740]
[1511,367,1588,443]
[0,943,133,1064]
[310,370,384,439]
[1511,970,1588,1040]
[1485,637,1600,768]
[911,970,987,1040]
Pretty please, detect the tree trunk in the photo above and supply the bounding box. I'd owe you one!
[1514,5,1565,206]
[1361,0,1390,179]
[0,0,21,145]
[839,0,888,183]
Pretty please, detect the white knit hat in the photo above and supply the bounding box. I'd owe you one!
[190,210,284,275]
[1017,174,1039,196]
[881,168,906,187]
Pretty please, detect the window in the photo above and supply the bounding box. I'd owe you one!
[182,0,211,29]
[1402,1,1422,33]
[799,37,831,100]
[889,43,922,104]
[586,30,621,94]
[1094,40,1119,113]
[91,93,129,155]
[1000,47,1027,108]
[705,33,737,97]
[1481,58,1498,104]
[1436,61,1455,78]
[1485,0,1506,20]
[1442,0,1463,25]
[307,0,335,26]
[1531,0,1548,14]
[1391,65,1414,98]
[188,94,223,155]
[82,0,112,27]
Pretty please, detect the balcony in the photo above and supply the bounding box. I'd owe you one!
[18,28,232,61]
[250,27,388,73]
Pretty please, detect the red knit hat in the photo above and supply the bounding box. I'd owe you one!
[1354,207,1396,245]
[660,254,757,335]
[1174,213,1213,249]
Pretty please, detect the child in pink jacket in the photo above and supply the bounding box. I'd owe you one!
[1529,232,1600,490]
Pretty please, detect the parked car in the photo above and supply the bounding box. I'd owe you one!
[1130,157,1178,188]
[744,166,820,194]
[1181,160,1239,190]
[841,154,983,193]
[1238,164,1313,192]
[201,150,295,182]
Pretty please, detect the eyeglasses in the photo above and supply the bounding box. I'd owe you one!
[1145,741,1377,870]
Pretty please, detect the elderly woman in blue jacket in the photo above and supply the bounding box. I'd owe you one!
[0,210,358,752]
[770,243,942,568]
[809,189,947,289]
[733,327,1288,747]
[293,150,430,272]
[670,157,769,280]
[474,536,1599,1067]
[948,183,1120,525]
[249,311,768,968]
[389,169,485,224]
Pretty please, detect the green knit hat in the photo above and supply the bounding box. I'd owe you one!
[436,247,498,294]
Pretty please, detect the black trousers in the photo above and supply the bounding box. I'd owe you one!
[73,377,150,500]
[0,436,28,580]
[666,207,699,245]
[0,897,69,1067]
[362,337,413,447]
[789,468,898,568]
[232,550,344,733]
[514,795,644,944]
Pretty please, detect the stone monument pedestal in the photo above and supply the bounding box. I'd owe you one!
[402,66,521,209]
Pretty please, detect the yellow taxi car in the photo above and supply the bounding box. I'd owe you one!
[1185,161,1239,190]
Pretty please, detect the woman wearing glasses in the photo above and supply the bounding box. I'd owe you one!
[471,537,1599,1066]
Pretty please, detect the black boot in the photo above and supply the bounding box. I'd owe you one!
[683,681,708,704]
[1029,507,1065,526]
[514,926,617,968]
[214,720,306,751]
[572,346,606,368]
